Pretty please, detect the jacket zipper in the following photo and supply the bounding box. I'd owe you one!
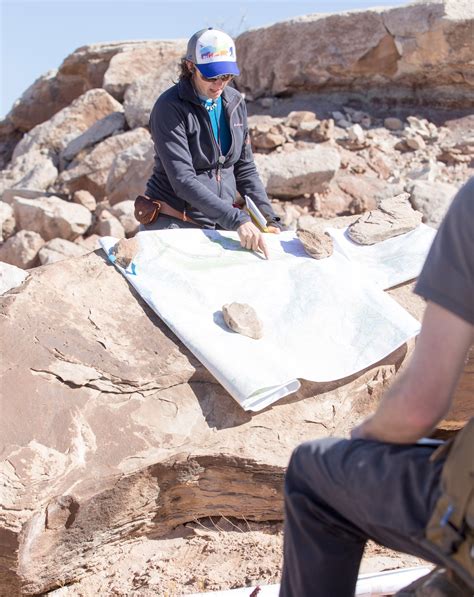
[199,93,243,197]
[200,104,224,197]
[226,95,243,158]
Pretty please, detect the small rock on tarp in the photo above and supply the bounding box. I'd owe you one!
[297,228,334,259]
[110,237,140,268]
[222,302,264,340]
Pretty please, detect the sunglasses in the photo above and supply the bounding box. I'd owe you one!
[198,72,235,83]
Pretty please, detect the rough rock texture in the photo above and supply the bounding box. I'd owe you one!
[109,237,140,268]
[222,302,264,339]
[236,0,474,109]
[38,238,90,265]
[7,195,92,242]
[0,202,15,242]
[110,200,139,236]
[124,71,177,129]
[384,117,404,130]
[0,149,58,195]
[72,189,97,212]
[4,41,165,132]
[60,111,126,164]
[105,137,154,205]
[335,175,402,215]
[0,253,471,596]
[297,228,334,259]
[0,4,472,593]
[255,146,341,198]
[0,230,45,268]
[408,180,460,227]
[92,208,126,238]
[103,41,186,101]
[12,89,123,160]
[347,194,423,245]
[0,262,28,294]
[57,128,150,200]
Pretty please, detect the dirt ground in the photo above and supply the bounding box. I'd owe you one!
[47,517,427,596]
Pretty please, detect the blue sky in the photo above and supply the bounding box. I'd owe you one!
[0,0,409,119]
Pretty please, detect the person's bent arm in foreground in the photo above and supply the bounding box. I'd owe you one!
[351,301,473,443]
[279,178,474,597]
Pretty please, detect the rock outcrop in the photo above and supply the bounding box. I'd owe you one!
[0,2,473,593]
[4,40,186,133]
[0,251,471,595]
[236,0,474,108]
[255,146,341,198]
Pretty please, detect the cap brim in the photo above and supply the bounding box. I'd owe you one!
[197,62,240,78]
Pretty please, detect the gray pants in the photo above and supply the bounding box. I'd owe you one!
[139,215,210,231]
[280,437,446,597]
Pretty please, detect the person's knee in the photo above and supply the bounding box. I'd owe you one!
[286,437,343,491]
[291,437,341,468]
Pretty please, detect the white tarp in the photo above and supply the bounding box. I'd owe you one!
[100,225,435,411]
[188,565,433,596]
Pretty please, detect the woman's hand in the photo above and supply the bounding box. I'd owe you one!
[266,225,280,234]
[237,221,269,259]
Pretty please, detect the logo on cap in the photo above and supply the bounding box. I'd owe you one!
[199,44,234,61]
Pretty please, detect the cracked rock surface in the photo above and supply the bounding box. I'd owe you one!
[297,227,334,259]
[347,194,423,245]
[0,250,471,595]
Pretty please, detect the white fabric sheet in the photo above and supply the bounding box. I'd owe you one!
[100,225,435,411]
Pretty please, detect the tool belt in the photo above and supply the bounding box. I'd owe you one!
[134,195,200,227]
[425,418,474,591]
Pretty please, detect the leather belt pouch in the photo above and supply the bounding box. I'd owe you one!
[134,195,161,225]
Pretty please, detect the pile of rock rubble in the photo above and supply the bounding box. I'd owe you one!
[0,94,472,276]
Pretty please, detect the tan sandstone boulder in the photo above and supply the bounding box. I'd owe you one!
[57,128,151,200]
[103,41,186,101]
[5,41,147,132]
[38,238,90,265]
[0,202,15,242]
[0,262,28,294]
[105,137,154,206]
[12,89,123,160]
[7,195,92,241]
[236,0,473,109]
[255,146,340,198]
[60,111,126,164]
[0,230,45,268]
[408,180,460,227]
[0,149,58,195]
[123,70,179,129]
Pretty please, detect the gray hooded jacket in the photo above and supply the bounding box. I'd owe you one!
[146,77,279,231]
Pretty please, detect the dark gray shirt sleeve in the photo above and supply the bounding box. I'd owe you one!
[414,178,474,325]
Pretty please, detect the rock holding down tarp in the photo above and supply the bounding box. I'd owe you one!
[297,227,334,259]
[222,302,264,339]
[347,194,423,245]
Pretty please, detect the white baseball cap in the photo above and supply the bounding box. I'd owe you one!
[186,27,240,78]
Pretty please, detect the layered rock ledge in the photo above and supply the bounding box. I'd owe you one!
[0,247,471,595]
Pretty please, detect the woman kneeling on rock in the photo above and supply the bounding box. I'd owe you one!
[141,27,281,259]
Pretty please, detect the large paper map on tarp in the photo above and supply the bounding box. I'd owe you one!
[100,225,435,411]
